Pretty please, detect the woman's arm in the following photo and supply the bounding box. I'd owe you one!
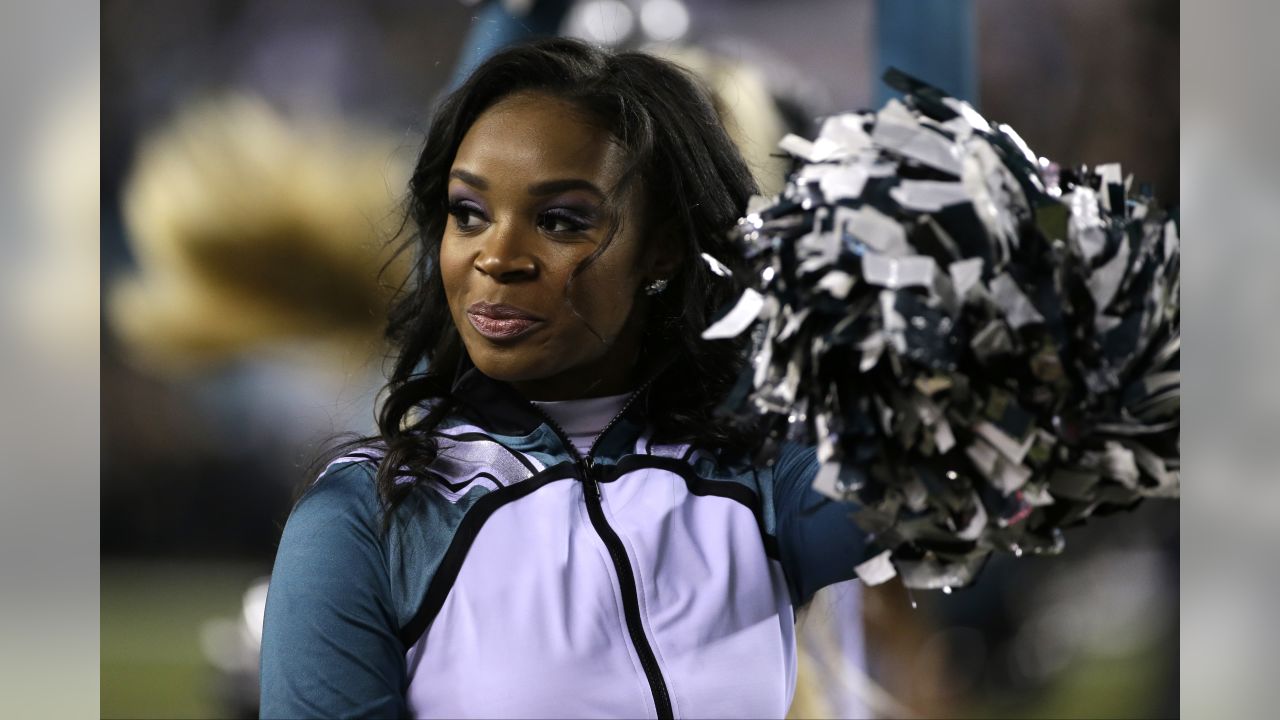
[770,444,869,607]
[259,461,407,719]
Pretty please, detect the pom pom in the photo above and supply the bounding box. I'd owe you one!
[706,70,1179,590]
[109,94,412,373]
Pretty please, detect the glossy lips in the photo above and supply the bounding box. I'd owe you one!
[466,301,544,341]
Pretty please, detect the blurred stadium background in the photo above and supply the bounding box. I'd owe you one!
[100,1,1178,717]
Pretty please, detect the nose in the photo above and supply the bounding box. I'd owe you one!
[473,222,538,283]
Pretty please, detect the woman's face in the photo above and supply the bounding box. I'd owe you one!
[440,92,673,401]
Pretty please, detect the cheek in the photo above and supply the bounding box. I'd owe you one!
[568,258,642,335]
[438,238,471,308]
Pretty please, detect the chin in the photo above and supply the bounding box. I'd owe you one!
[465,346,559,384]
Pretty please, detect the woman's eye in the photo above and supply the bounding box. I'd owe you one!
[448,201,488,231]
[538,209,593,234]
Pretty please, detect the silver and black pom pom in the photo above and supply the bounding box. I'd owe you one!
[704,70,1179,590]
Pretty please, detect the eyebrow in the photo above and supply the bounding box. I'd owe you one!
[528,178,605,198]
[449,169,488,190]
[448,169,605,199]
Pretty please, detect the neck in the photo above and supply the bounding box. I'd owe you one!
[511,366,637,401]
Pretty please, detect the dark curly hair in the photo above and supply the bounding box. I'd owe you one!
[340,37,762,517]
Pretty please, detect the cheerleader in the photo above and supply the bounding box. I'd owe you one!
[259,37,868,719]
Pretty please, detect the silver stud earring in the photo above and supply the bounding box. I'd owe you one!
[643,278,669,295]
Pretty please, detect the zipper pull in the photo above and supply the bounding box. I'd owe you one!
[582,457,601,500]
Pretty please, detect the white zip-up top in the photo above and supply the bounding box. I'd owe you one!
[259,364,868,719]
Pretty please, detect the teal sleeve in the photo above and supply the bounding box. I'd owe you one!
[771,443,868,606]
[259,461,407,719]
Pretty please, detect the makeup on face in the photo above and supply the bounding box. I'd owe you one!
[465,300,544,341]
[446,172,607,241]
[438,91,656,400]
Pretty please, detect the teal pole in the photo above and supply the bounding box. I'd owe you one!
[875,0,978,106]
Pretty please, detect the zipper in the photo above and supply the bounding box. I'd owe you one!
[526,384,674,720]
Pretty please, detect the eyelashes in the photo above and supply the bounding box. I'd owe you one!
[447,199,487,231]
[446,199,598,237]
[537,207,595,234]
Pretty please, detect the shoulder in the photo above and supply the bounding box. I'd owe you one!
[261,456,408,719]
[713,442,817,494]
[281,451,391,561]
[770,443,819,487]
[297,453,383,515]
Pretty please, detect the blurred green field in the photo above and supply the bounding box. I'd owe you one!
[965,647,1171,720]
[102,559,270,719]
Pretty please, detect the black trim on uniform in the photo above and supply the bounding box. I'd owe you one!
[582,468,675,720]
[398,462,580,650]
[598,455,782,561]
[531,391,677,720]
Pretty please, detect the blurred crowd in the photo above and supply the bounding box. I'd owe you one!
[100,1,1178,718]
